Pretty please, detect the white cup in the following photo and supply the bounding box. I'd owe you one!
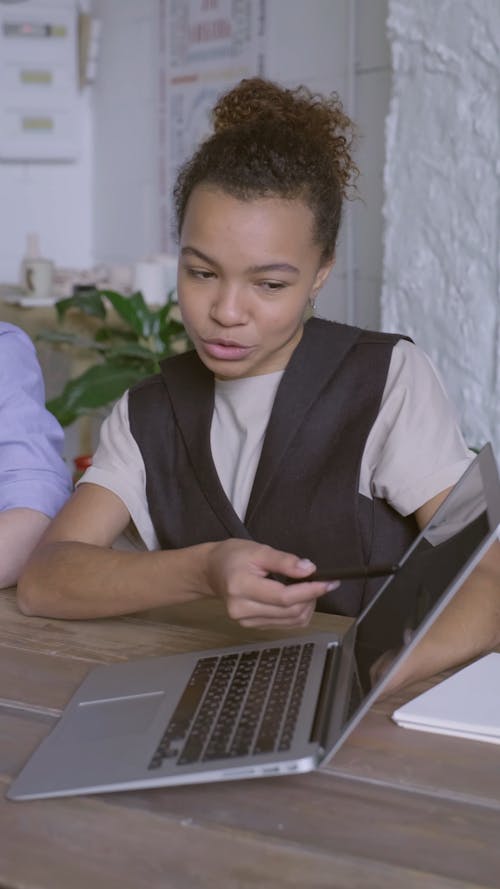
[133,260,167,305]
[108,264,133,292]
[23,258,54,299]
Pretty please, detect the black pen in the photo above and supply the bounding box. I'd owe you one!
[271,563,399,585]
[309,563,399,581]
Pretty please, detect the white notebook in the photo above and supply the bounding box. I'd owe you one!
[392,653,500,744]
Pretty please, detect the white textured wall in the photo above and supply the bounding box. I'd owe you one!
[382,0,500,451]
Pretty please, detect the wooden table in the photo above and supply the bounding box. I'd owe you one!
[1,588,499,889]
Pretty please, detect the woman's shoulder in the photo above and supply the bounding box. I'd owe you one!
[385,338,451,396]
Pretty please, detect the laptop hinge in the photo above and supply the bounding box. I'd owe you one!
[309,644,340,747]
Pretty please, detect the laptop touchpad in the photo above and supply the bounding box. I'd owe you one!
[62,692,165,741]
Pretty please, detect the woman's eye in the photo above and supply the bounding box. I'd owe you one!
[187,268,214,280]
[260,280,287,292]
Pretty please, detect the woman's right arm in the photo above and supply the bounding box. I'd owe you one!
[17,483,332,623]
[16,483,214,618]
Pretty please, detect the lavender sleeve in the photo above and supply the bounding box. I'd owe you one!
[0,323,72,516]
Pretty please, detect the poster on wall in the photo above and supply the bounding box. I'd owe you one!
[158,0,266,252]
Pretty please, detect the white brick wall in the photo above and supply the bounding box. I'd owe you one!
[382,0,500,451]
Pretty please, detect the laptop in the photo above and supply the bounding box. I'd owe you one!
[8,444,500,801]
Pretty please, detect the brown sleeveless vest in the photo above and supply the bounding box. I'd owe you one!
[128,318,418,631]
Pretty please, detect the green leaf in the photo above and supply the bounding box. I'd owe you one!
[36,328,108,354]
[42,286,188,424]
[156,297,186,347]
[164,320,186,338]
[102,341,161,364]
[46,362,149,426]
[55,290,106,322]
[156,295,175,323]
[99,289,159,339]
[94,325,137,343]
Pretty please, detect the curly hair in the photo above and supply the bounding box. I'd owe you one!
[174,77,358,262]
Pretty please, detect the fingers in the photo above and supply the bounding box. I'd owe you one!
[226,585,327,629]
[225,575,339,619]
[234,543,319,583]
[238,601,316,629]
[270,555,317,580]
[226,592,317,622]
[250,576,337,607]
[206,539,341,629]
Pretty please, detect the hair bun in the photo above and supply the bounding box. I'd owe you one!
[212,78,299,132]
[212,77,357,197]
[175,76,358,258]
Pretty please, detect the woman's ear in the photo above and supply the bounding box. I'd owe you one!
[312,257,335,297]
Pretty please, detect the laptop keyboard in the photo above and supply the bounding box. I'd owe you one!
[148,642,314,769]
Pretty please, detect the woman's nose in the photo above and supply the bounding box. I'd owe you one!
[210,285,248,326]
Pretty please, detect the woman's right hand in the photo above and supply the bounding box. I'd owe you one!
[203,538,338,628]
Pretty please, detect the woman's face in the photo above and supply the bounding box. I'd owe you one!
[177,185,333,380]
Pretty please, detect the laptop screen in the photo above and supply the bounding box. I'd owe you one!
[352,444,500,695]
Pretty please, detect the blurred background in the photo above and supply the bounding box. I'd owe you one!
[0,0,499,457]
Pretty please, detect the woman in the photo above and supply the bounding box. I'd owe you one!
[17,79,499,688]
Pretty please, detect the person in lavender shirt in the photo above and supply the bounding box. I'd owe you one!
[0,322,72,587]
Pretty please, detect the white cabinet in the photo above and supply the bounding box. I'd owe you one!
[0,0,79,161]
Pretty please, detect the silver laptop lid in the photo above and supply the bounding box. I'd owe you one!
[321,442,500,762]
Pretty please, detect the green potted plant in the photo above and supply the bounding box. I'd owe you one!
[38,288,189,428]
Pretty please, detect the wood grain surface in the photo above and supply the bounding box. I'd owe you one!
[0,588,499,889]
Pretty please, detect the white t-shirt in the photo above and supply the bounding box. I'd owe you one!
[81,340,473,550]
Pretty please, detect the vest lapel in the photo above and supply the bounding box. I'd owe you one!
[245,319,362,524]
[160,352,251,539]
[160,319,361,537]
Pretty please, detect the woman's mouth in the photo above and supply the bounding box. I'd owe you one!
[201,338,254,361]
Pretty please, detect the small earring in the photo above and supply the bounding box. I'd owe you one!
[309,297,316,313]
